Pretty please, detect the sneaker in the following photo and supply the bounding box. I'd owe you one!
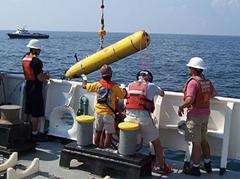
[204,162,212,173]
[152,165,166,175]
[152,163,173,175]
[184,166,201,176]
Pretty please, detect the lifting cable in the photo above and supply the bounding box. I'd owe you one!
[144,33,152,71]
[98,0,106,50]
[139,32,152,71]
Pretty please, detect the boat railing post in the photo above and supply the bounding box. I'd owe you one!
[153,96,163,128]
[219,102,234,175]
[19,81,25,121]
[65,84,77,106]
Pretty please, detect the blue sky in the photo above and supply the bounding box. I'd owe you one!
[0,0,240,36]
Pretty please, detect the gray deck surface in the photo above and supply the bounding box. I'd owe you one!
[11,141,239,179]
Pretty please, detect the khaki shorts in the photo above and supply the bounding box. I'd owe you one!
[95,114,115,134]
[185,116,209,143]
[126,110,159,143]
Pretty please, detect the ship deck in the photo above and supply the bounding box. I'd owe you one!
[1,140,238,179]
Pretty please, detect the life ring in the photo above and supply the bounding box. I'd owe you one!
[48,105,77,140]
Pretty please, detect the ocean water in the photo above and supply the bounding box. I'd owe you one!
[1,30,240,171]
[0,30,240,98]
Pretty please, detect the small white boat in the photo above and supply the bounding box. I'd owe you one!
[7,27,49,39]
[0,73,239,178]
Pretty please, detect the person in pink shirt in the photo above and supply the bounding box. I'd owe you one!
[178,57,217,176]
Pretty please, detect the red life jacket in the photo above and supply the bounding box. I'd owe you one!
[126,81,154,112]
[22,54,35,80]
[183,77,212,108]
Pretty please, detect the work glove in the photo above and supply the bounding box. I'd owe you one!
[81,74,87,81]
[120,84,126,89]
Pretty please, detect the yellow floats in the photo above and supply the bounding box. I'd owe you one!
[65,30,150,78]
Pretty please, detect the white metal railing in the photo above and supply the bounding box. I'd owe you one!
[156,91,240,171]
[2,74,240,170]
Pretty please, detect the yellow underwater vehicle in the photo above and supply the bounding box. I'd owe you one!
[65,30,150,78]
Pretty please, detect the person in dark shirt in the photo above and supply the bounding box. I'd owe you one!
[22,39,49,139]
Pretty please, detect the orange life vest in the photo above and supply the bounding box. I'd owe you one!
[99,79,116,89]
[22,54,35,80]
[183,77,212,108]
[126,81,154,112]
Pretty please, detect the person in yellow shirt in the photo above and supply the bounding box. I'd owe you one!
[82,64,125,148]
